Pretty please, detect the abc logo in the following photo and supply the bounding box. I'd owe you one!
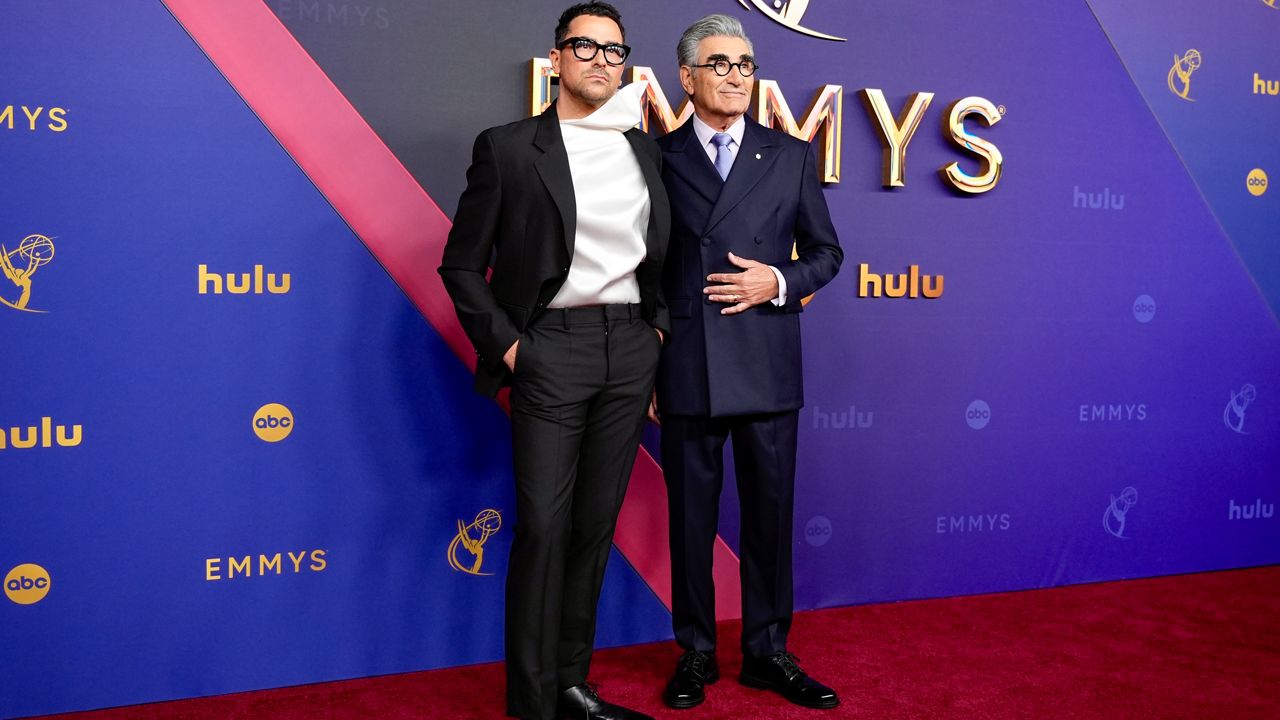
[804,516,833,547]
[5,563,51,605]
[253,403,294,443]
[966,400,991,430]
[1132,294,1156,323]
[1246,168,1267,197]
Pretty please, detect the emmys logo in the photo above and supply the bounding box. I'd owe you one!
[253,403,294,442]
[1167,49,1201,102]
[1,234,56,313]
[736,1,846,42]
[936,513,1011,534]
[1224,384,1256,435]
[5,564,51,605]
[1104,487,1138,539]
[857,263,944,299]
[1078,404,1147,422]
[1247,169,1268,197]
[268,1,392,30]
[0,417,82,450]
[205,549,327,581]
[0,105,68,133]
[448,508,503,576]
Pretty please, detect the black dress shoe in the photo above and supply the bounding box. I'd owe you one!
[739,651,839,709]
[558,683,654,720]
[662,650,719,709]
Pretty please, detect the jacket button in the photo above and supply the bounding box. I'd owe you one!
[701,237,711,247]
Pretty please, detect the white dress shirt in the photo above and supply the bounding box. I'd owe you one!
[550,83,650,308]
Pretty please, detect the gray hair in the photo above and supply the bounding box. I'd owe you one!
[676,14,754,68]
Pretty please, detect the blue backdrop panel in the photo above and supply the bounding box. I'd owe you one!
[1089,0,1280,315]
[775,0,1280,606]
[2,0,1277,717]
[0,2,670,718]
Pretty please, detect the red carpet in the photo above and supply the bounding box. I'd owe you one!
[35,566,1280,719]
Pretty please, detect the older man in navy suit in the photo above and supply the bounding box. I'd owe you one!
[655,14,843,712]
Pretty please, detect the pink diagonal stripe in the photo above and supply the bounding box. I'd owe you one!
[162,0,742,621]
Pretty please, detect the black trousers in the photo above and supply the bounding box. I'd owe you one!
[505,304,660,720]
[661,410,799,659]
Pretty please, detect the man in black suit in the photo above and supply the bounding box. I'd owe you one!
[655,13,843,712]
[438,4,667,719]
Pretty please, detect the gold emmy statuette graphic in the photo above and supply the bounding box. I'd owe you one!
[1,234,55,313]
[448,508,503,576]
[1167,49,1201,101]
[1263,0,1278,10]
[737,0,846,42]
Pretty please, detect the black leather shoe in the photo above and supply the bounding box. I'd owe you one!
[662,650,719,709]
[739,652,839,709]
[558,683,654,720]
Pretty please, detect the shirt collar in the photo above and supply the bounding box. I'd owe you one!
[560,82,644,132]
[692,113,745,149]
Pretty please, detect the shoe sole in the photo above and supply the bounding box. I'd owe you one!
[663,672,719,710]
[738,673,840,709]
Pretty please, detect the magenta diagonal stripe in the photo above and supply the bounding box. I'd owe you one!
[162,0,745,620]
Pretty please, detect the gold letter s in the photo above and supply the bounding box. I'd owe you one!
[940,97,1003,194]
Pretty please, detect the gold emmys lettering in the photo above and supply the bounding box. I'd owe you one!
[1,234,55,313]
[448,508,503,576]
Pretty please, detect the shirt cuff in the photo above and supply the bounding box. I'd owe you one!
[768,265,787,306]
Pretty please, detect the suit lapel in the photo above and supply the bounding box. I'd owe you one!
[532,102,577,260]
[625,128,668,257]
[662,121,721,207]
[704,118,782,235]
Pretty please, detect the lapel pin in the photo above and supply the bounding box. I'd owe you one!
[755,153,762,160]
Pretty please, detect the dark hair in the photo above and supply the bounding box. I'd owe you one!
[555,1,625,46]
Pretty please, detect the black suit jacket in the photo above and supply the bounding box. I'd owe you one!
[439,102,671,397]
[656,117,842,417]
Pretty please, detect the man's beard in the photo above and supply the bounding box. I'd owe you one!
[569,71,616,106]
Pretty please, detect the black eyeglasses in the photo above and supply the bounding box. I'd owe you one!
[559,37,631,65]
[689,58,758,77]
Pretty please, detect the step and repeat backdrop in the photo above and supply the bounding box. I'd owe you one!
[2,0,1277,716]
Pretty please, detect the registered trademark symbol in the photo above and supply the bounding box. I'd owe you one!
[998,105,1007,114]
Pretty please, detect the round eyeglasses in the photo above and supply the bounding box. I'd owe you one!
[559,37,631,66]
[689,59,758,77]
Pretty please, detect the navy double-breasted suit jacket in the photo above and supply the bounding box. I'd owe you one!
[656,117,842,417]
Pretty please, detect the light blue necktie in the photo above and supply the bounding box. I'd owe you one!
[711,132,734,181]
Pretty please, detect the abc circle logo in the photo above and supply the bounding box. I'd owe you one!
[966,400,991,430]
[1246,169,1267,197]
[5,564,51,605]
[804,516,833,547]
[253,403,294,443]
[1132,295,1156,323]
